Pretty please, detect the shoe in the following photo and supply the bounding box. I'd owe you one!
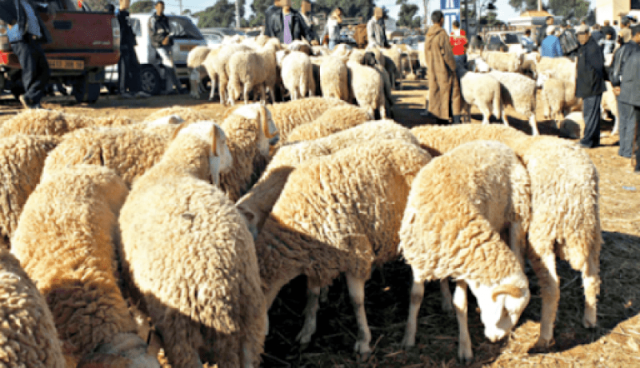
[179,88,189,95]
[578,142,599,149]
[419,110,431,117]
[120,92,134,99]
[135,91,151,98]
[161,90,178,96]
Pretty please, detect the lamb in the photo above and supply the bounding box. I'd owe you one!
[187,45,220,99]
[320,56,350,101]
[0,250,66,367]
[362,52,394,118]
[602,81,620,135]
[254,139,431,355]
[237,120,420,237]
[482,51,522,73]
[346,60,386,118]
[537,74,582,127]
[399,140,531,362]
[203,44,252,103]
[0,109,134,137]
[488,70,539,135]
[456,65,506,125]
[11,165,161,368]
[118,120,266,368]
[42,127,169,188]
[536,56,576,84]
[228,42,279,105]
[0,135,59,249]
[410,124,601,350]
[286,105,372,143]
[219,103,280,202]
[280,51,315,100]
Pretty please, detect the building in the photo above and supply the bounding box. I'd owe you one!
[596,0,640,24]
[508,10,563,29]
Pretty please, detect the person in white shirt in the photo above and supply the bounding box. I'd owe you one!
[321,7,343,50]
[367,7,388,48]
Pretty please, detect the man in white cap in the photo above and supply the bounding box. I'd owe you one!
[575,24,606,149]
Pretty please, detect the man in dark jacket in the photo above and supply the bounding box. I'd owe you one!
[591,24,604,45]
[575,24,606,148]
[116,0,149,98]
[610,28,637,158]
[0,0,54,109]
[615,25,640,174]
[149,0,183,94]
[558,23,579,58]
[537,16,554,47]
[602,20,616,41]
[264,0,316,45]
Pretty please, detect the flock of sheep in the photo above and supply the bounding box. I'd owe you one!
[0,35,603,368]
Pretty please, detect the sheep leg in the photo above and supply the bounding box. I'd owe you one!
[219,77,229,106]
[529,114,540,136]
[150,306,204,368]
[479,104,491,125]
[509,221,526,270]
[611,115,619,135]
[379,105,387,119]
[346,274,372,357]
[465,103,472,124]
[530,251,559,349]
[401,279,424,347]
[454,280,473,363]
[296,286,321,346]
[440,279,454,312]
[502,106,510,126]
[243,83,250,105]
[582,250,600,328]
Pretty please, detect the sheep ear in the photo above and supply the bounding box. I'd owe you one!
[170,121,190,141]
[212,125,220,157]
[491,284,525,302]
[261,106,277,139]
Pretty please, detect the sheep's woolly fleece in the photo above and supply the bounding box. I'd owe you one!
[43,127,169,187]
[255,139,431,291]
[0,109,134,137]
[11,165,136,364]
[286,105,372,143]
[142,106,209,123]
[0,250,66,368]
[314,119,420,154]
[0,134,60,249]
[398,140,526,285]
[119,124,265,367]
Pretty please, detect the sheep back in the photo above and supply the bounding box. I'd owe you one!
[286,105,371,143]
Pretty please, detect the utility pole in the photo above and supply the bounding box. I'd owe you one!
[464,0,469,35]
[236,0,241,29]
[538,0,542,11]
[179,0,183,14]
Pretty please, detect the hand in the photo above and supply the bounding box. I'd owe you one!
[162,36,170,46]
[310,40,319,46]
[613,86,621,96]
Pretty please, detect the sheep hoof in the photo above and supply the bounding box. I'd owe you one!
[357,350,372,363]
[400,335,415,348]
[583,311,597,328]
[457,348,474,364]
[532,337,554,351]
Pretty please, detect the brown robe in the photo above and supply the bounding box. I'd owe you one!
[425,24,461,120]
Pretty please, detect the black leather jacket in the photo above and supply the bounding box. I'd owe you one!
[618,42,640,107]
[575,37,606,99]
[558,29,579,56]
[264,6,313,43]
[610,41,639,87]
[149,13,173,48]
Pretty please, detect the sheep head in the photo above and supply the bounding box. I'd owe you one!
[76,333,161,368]
[231,103,280,156]
[467,273,530,343]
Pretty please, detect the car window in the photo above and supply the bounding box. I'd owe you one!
[204,34,222,43]
[169,17,204,40]
[489,35,501,44]
[504,33,520,44]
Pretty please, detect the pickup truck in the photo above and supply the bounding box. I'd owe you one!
[0,0,120,103]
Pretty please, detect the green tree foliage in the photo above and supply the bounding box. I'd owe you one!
[250,0,375,27]
[130,0,155,13]
[396,0,420,28]
[509,0,590,19]
[195,0,247,28]
[250,0,271,26]
[508,0,538,12]
[83,0,111,12]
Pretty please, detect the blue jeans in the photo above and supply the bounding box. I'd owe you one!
[329,40,337,50]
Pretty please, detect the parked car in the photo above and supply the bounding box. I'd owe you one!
[0,0,120,103]
[484,31,524,53]
[104,14,206,95]
[200,27,246,41]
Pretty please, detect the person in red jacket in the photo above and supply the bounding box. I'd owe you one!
[450,20,468,68]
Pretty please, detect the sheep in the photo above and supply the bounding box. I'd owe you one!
[42,127,169,188]
[11,165,161,368]
[0,250,66,367]
[320,56,349,101]
[602,81,619,135]
[187,45,221,99]
[203,44,253,103]
[228,42,279,105]
[456,65,506,125]
[237,120,420,238]
[219,103,280,202]
[410,124,601,350]
[0,109,134,137]
[142,106,209,124]
[364,45,385,67]
[537,75,582,127]
[331,43,351,57]
[280,51,315,100]
[467,57,491,73]
[399,140,531,362]
[482,51,522,73]
[488,70,539,135]
[362,52,394,118]
[536,56,576,84]
[383,46,403,79]
[118,120,266,368]
[311,45,329,56]
[254,139,431,356]
[346,60,386,118]
[288,40,312,55]
[286,105,372,143]
[0,135,59,250]
[559,111,585,139]
[348,49,366,64]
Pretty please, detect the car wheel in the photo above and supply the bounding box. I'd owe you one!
[140,66,162,95]
[73,77,101,104]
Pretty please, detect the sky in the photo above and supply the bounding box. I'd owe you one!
[159,0,595,24]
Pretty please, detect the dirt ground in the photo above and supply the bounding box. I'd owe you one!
[1,80,639,368]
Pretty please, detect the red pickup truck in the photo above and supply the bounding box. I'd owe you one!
[0,0,120,103]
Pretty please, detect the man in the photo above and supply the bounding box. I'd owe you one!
[616,25,640,173]
[537,15,554,47]
[299,0,318,42]
[321,7,343,50]
[264,0,316,45]
[423,10,461,124]
[521,28,535,53]
[367,7,389,48]
[602,20,616,41]
[575,24,606,149]
[558,22,579,58]
[540,26,563,58]
[613,19,620,35]
[116,0,149,99]
[0,0,54,109]
[149,0,183,95]
[449,20,467,68]
[611,27,639,158]
[591,24,604,45]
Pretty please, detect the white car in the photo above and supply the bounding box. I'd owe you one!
[105,13,206,95]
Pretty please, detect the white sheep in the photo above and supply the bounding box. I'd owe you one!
[537,74,582,127]
[203,44,252,103]
[559,111,585,139]
[320,56,349,101]
[119,121,266,368]
[482,51,522,73]
[536,56,576,84]
[254,139,431,356]
[285,104,372,143]
[11,164,161,368]
[456,66,506,125]
[346,60,386,118]
[488,70,539,135]
[280,51,315,100]
[399,140,531,362]
[602,81,619,135]
[228,42,279,105]
[187,45,219,99]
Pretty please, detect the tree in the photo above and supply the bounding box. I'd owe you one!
[397,0,420,28]
[509,0,590,19]
[83,0,111,11]
[250,0,271,27]
[195,0,247,28]
[130,0,155,13]
[508,0,538,13]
